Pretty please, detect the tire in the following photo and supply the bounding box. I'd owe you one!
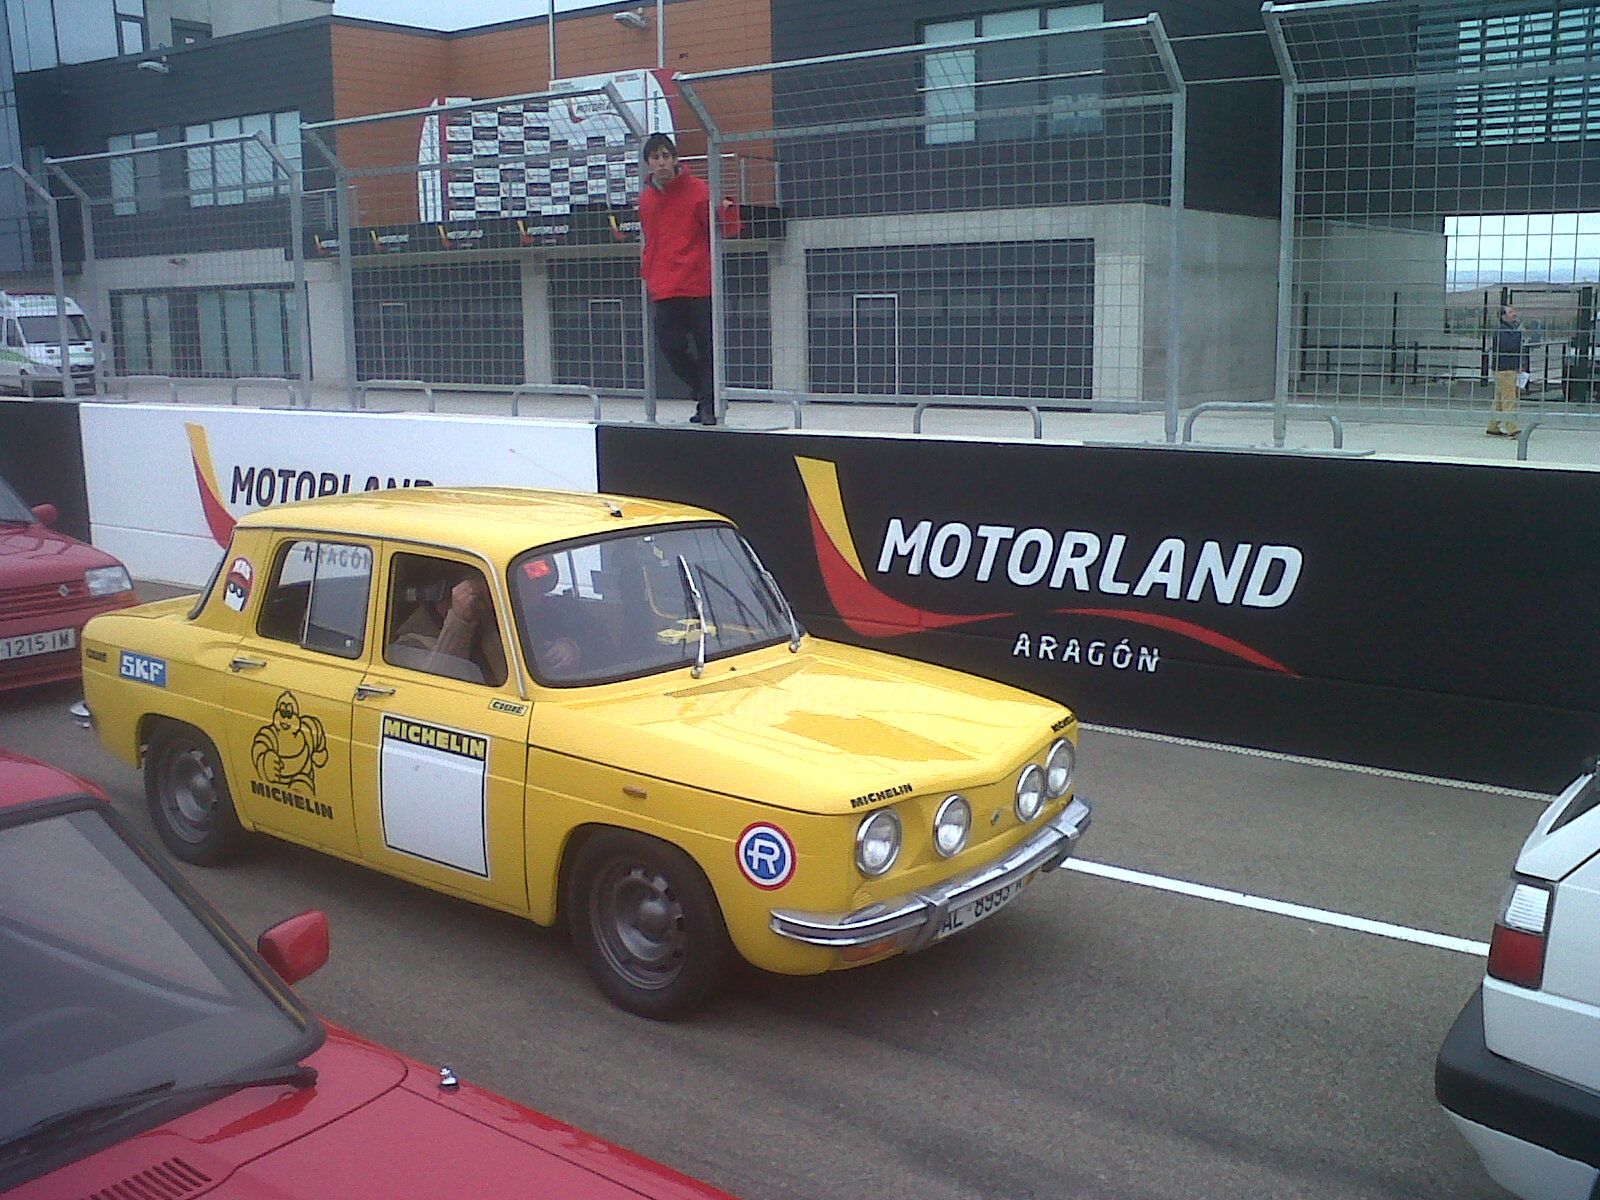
[565,829,734,1020]
[144,724,245,866]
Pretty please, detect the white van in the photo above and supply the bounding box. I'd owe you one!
[0,292,97,395]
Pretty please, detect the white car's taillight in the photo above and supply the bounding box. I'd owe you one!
[1486,879,1552,990]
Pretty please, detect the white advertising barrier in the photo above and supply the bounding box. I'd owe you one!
[80,405,600,588]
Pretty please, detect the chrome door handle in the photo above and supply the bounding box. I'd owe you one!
[355,683,395,701]
[229,656,267,672]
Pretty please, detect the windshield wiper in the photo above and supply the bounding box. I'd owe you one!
[0,1062,316,1163]
[676,554,709,679]
[745,542,802,653]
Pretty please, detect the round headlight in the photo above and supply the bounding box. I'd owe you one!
[855,809,902,877]
[932,794,972,858]
[1044,738,1076,798]
[1015,763,1045,822]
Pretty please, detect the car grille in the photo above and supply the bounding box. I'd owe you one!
[0,578,87,620]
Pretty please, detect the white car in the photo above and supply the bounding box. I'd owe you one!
[1436,768,1600,1199]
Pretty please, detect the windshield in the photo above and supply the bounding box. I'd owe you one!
[0,475,34,524]
[18,314,92,343]
[0,802,318,1175]
[509,523,797,685]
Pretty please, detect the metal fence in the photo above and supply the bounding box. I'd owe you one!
[677,15,1189,431]
[43,132,310,404]
[1265,0,1600,444]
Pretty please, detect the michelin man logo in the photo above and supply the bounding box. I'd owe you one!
[223,557,253,612]
[252,690,330,793]
[736,823,795,890]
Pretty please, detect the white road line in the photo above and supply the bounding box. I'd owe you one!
[1063,859,1491,957]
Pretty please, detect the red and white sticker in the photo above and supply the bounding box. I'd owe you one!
[223,557,254,611]
[736,822,796,890]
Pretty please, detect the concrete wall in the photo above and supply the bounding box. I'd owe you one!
[1171,209,1283,407]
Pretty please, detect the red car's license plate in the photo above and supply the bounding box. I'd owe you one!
[0,627,77,661]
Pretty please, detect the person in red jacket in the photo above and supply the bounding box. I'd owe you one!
[639,132,741,426]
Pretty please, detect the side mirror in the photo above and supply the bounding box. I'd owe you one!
[257,910,330,985]
[30,503,57,528]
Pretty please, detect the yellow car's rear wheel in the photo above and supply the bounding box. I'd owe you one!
[566,830,733,1020]
[145,724,245,866]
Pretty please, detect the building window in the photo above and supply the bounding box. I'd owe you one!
[115,0,145,55]
[170,18,210,45]
[1417,7,1600,146]
[186,110,301,207]
[922,4,1104,145]
[108,130,161,215]
[8,0,59,71]
[112,285,298,378]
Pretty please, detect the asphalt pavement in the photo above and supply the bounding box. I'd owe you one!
[1,647,1538,1200]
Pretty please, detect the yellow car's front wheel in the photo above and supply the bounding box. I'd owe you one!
[565,830,734,1020]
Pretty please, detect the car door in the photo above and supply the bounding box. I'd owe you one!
[221,534,374,858]
[347,544,530,912]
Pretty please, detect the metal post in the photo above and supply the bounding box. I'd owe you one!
[1149,14,1185,444]
[548,0,557,80]
[46,164,101,396]
[302,129,359,408]
[1264,4,1299,449]
[677,79,726,421]
[656,0,665,68]
[256,133,312,408]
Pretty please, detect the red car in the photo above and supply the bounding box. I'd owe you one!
[0,748,738,1200]
[0,473,136,689]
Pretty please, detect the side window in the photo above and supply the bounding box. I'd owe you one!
[256,539,373,659]
[383,553,506,687]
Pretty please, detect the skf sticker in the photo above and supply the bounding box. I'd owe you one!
[223,556,254,611]
[118,651,167,688]
[489,698,528,715]
[736,823,795,890]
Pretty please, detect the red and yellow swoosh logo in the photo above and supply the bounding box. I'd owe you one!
[795,456,1296,675]
[187,423,236,548]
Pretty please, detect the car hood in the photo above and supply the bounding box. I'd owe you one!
[16,1030,729,1200]
[0,521,120,585]
[538,639,1070,814]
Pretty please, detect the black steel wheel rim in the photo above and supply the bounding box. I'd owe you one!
[589,860,688,992]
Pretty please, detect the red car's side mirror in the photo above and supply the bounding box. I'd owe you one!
[257,910,330,985]
[30,503,57,528]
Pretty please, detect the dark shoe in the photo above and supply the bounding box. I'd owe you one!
[688,411,703,424]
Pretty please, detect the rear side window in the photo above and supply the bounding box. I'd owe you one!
[256,539,373,659]
[1550,772,1600,835]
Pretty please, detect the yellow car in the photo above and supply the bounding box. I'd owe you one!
[81,488,1091,1018]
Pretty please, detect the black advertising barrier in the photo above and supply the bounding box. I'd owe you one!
[597,425,1600,793]
[0,400,90,541]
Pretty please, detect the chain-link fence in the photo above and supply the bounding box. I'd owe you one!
[677,15,1190,429]
[45,131,310,404]
[1266,0,1600,441]
[300,81,663,406]
[0,163,83,398]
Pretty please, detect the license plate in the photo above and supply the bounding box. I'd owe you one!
[934,868,1038,942]
[0,627,77,661]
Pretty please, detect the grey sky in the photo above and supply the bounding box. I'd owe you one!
[330,0,612,31]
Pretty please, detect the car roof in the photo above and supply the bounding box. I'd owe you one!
[235,486,730,557]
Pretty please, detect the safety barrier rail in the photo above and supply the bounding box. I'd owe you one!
[1183,401,1345,449]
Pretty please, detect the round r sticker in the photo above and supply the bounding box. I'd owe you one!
[736,823,795,890]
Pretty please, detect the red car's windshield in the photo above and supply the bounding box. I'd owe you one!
[0,475,34,525]
[0,801,319,1184]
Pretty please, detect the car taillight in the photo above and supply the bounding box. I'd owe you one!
[1486,879,1552,990]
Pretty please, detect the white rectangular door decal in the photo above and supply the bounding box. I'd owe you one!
[379,714,490,877]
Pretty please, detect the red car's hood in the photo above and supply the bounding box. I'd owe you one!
[0,521,119,585]
[16,1029,732,1200]
[0,750,105,806]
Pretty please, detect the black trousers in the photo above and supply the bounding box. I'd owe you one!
[653,295,714,415]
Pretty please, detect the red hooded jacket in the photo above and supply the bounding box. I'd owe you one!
[638,165,742,301]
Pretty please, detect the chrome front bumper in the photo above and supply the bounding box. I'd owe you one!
[769,797,1091,953]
